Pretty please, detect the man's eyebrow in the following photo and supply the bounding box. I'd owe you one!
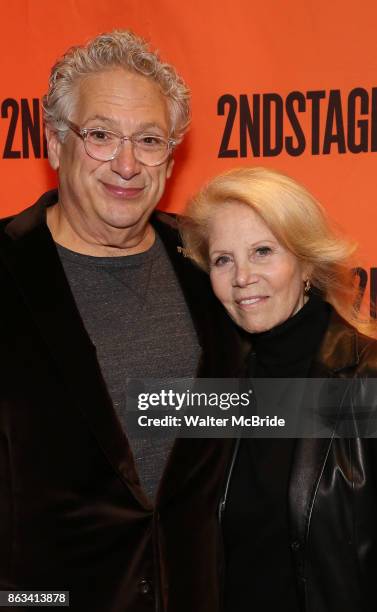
[135,122,167,132]
[84,115,114,126]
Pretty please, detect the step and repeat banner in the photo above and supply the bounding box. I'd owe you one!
[1,0,377,313]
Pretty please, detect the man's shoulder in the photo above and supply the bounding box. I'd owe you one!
[0,214,14,233]
[152,210,184,249]
[152,210,211,290]
[152,210,179,236]
[0,190,58,241]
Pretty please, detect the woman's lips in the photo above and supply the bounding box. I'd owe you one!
[101,182,144,199]
[236,296,269,309]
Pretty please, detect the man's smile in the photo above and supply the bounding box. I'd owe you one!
[101,181,145,199]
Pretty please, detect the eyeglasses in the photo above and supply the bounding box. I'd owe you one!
[64,120,176,166]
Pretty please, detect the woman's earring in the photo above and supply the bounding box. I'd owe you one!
[304,279,311,294]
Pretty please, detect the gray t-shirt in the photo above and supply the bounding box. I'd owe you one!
[57,233,201,500]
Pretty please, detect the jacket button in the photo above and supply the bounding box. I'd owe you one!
[291,540,301,551]
[138,578,153,595]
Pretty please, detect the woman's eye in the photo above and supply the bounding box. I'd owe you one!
[213,255,232,267]
[255,246,272,256]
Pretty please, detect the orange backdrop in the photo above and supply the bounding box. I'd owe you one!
[1,0,376,312]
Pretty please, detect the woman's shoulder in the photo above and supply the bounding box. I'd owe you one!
[322,308,377,376]
[354,328,377,374]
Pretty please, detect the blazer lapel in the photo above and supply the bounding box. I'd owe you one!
[0,191,150,510]
[155,437,235,508]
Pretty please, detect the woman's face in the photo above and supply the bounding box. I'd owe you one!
[208,201,308,334]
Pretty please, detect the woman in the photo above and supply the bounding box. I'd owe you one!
[180,167,377,612]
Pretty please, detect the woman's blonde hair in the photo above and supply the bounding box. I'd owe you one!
[180,166,369,331]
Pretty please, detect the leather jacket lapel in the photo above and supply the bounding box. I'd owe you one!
[288,437,334,578]
[288,310,361,568]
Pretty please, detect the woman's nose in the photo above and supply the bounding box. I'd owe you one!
[232,262,258,287]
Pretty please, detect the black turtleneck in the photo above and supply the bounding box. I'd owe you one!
[223,295,331,612]
[248,293,331,378]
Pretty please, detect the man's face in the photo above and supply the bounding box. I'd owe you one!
[47,68,174,241]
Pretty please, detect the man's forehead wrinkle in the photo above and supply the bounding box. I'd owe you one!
[76,90,168,124]
[80,93,157,110]
[88,86,154,99]
[80,108,168,127]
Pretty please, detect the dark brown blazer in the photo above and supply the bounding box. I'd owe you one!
[0,191,246,612]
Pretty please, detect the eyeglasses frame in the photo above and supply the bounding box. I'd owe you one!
[63,119,176,167]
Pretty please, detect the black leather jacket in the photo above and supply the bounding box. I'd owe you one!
[220,311,377,612]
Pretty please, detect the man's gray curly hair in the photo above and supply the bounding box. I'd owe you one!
[42,30,191,143]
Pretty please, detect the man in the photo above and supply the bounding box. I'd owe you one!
[0,31,244,612]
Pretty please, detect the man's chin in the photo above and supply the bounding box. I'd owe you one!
[98,204,152,233]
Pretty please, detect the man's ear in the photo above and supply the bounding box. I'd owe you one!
[166,157,174,179]
[45,125,62,170]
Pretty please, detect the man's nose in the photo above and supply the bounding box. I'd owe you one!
[110,140,141,179]
[233,261,258,287]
